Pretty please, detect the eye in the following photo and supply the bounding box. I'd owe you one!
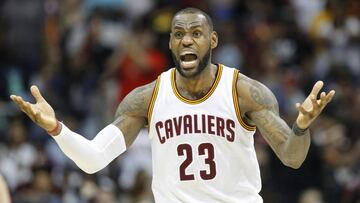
[174,31,184,39]
[193,30,202,38]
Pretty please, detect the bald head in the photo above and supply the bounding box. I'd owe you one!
[172,8,214,31]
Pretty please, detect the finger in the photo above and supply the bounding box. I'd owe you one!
[320,92,326,100]
[10,95,16,101]
[10,96,38,121]
[296,103,309,115]
[310,95,319,109]
[310,81,324,97]
[325,90,335,103]
[25,102,38,116]
[19,101,36,116]
[33,111,43,123]
[12,96,27,108]
[318,92,326,106]
[30,85,45,102]
[10,95,18,104]
[22,109,36,121]
[318,90,335,110]
[16,101,35,119]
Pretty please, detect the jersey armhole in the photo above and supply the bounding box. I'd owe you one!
[147,76,161,133]
[232,70,256,131]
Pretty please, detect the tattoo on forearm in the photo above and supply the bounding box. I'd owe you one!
[254,110,289,144]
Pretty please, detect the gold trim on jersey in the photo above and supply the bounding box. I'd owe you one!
[147,76,161,131]
[171,64,223,105]
[232,70,256,131]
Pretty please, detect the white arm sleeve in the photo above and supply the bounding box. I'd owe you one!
[52,123,127,174]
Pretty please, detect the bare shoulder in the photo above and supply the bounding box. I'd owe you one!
[236,72,279,114]
[115,80,157,120]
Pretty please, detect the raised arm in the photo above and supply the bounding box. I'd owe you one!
[10,81,155,173]
[236,74,335,169]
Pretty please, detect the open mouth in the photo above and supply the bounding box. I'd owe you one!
[180,53,198,69]
[180,53,198,61]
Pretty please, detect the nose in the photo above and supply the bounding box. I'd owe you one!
[181,33,193,47]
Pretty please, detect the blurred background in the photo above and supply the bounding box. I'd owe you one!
[0,0,359,202]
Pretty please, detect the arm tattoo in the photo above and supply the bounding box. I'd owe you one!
[249,83,273,108]
[244,79,290,150]
[112,81,156,147]
[114,81,156,121]
[116,86,145,118]
[245,78,310,167]
[251,110,290,154]
[247,79,279,114]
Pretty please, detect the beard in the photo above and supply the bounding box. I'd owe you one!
[171,47,211,78]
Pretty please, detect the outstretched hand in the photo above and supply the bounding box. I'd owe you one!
[10,86,57,132]
[295,81,335,129]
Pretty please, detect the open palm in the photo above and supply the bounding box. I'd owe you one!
[295,81,335,129]
[10,86,57,132]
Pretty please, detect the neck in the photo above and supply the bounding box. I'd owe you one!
[175,63,218,100]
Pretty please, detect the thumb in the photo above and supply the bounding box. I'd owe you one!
[30,85,44,102]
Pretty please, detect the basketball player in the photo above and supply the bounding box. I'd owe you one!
[0,175,11,203]
[10,8,335,203]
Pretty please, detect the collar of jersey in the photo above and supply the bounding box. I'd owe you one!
[171,64,223,105]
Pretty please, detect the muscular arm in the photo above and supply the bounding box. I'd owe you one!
[112,81,156,147]
[237,74,310,169]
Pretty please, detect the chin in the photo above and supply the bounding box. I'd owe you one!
[177,65,201,78]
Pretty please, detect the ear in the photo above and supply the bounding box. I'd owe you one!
[210,31,218,49]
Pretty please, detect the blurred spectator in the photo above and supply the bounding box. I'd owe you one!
[0,116,37,190]
[117,129,152,192]
[1,0,44,85]
[103,22,167,103]
[13,166,60,203]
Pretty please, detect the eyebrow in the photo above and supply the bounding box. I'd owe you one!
[173,22,203,30]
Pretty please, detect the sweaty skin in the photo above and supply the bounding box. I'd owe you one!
[10,10,335,171]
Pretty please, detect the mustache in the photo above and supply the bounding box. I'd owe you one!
[171,48,211,78]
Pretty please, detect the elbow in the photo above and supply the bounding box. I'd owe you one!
[82,168,99,174]
[78,162,104,174]
[282,158,304,169]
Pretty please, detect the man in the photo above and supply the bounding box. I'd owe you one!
[10,8,335,203]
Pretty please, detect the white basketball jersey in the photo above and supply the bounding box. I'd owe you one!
[148,64,263,203]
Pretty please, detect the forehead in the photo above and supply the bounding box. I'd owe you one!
[172,13,208,30]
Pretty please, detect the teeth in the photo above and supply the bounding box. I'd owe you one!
[180,52,195,57]
[181,60,197,69]
[180,53,197,61]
